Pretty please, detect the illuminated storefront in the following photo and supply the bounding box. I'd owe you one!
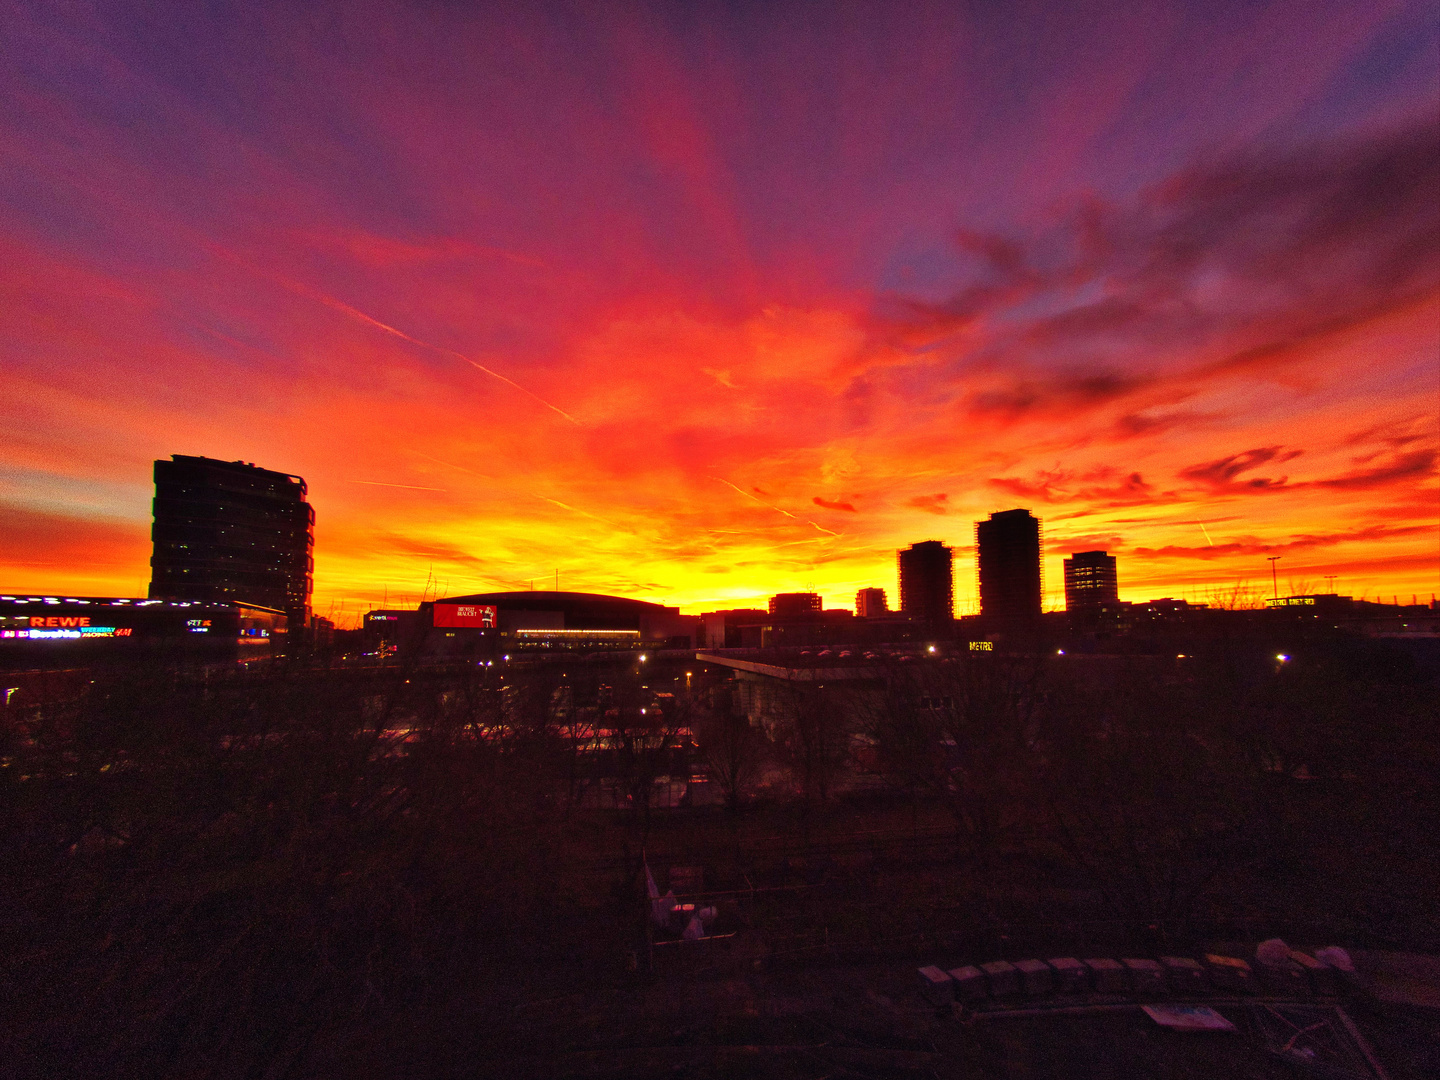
[0,596,286,668]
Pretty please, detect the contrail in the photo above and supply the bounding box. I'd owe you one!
[315,294,580,425]
[711,476,840,536]
[408,450,494,479]
[214,248,583,426]
[459,358,580,425]
[712,476,795,516]
[412,452,624,530]
[533,493,625,529]
[1196,521,1215,546]
[348,480,448,491]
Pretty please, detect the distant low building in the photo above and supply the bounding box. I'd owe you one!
[701,609,768,649]
[363,608,424,651]
[1266,594,1440,638]
[855,587,889,618]
[307,615,335,650]
[769,592,822,616]
[700,602,864,650]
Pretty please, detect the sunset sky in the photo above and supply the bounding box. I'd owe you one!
[2,1,1437,623]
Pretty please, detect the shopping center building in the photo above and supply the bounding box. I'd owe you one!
[0,595,286,668]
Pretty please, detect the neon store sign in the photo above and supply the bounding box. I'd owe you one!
[2,616,131,640]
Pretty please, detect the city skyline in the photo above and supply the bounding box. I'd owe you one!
[3,2,1437,622]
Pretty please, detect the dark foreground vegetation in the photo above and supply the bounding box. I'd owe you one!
[2,637,1436,1078]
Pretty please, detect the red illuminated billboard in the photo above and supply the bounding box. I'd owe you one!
[433,603,498,628]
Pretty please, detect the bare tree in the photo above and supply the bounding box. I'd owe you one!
[852,652,1044,863]
[1035,658,1268,926]
[603,672,688,851]
[770,681,853,807]
[693,681,765,814]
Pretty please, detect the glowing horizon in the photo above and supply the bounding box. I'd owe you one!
[2,2,1436,627]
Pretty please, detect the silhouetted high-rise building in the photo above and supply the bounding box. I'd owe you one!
[1064,550,1118,616]
[769,592,822,616]
[149,455,314,627]
[855,587,888,618]
[898,541,953,623]
[975,509,1042,624]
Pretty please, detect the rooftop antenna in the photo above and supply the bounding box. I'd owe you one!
[1267,556,1281,599]
[555,568,559,592]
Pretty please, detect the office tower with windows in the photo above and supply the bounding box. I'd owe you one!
[1064,550,1119,616]
[149,455,314,628]
[855,587,888,618]
[768,592,823,616]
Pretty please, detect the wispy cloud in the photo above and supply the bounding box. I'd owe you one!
[1179,447,1302,490]
[1311,449,1436,491]
[879,115,1440,426]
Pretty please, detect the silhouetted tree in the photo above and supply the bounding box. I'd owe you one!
[1035,657,1268,925]
[854,652,1044,863]
[693,681,765,814]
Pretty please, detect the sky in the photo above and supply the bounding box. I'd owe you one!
[2,0,1437,623]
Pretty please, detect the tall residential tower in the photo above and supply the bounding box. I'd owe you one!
[975,509,1042,625]
[898,540,954,624]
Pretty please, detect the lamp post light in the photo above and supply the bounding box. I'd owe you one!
[1267,556,1281,599]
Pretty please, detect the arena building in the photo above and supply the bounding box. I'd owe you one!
[420,591,698,655]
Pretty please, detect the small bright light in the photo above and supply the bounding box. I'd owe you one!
[1277,654,1289,662]
[927,645,936,653]
[1057,649,1065,655]
[503,654,509,661]
[641,708,646,714]
[639,654,647,662]
[1177,654,1186,659]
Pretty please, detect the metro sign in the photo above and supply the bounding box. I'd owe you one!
[433,603,498,628]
